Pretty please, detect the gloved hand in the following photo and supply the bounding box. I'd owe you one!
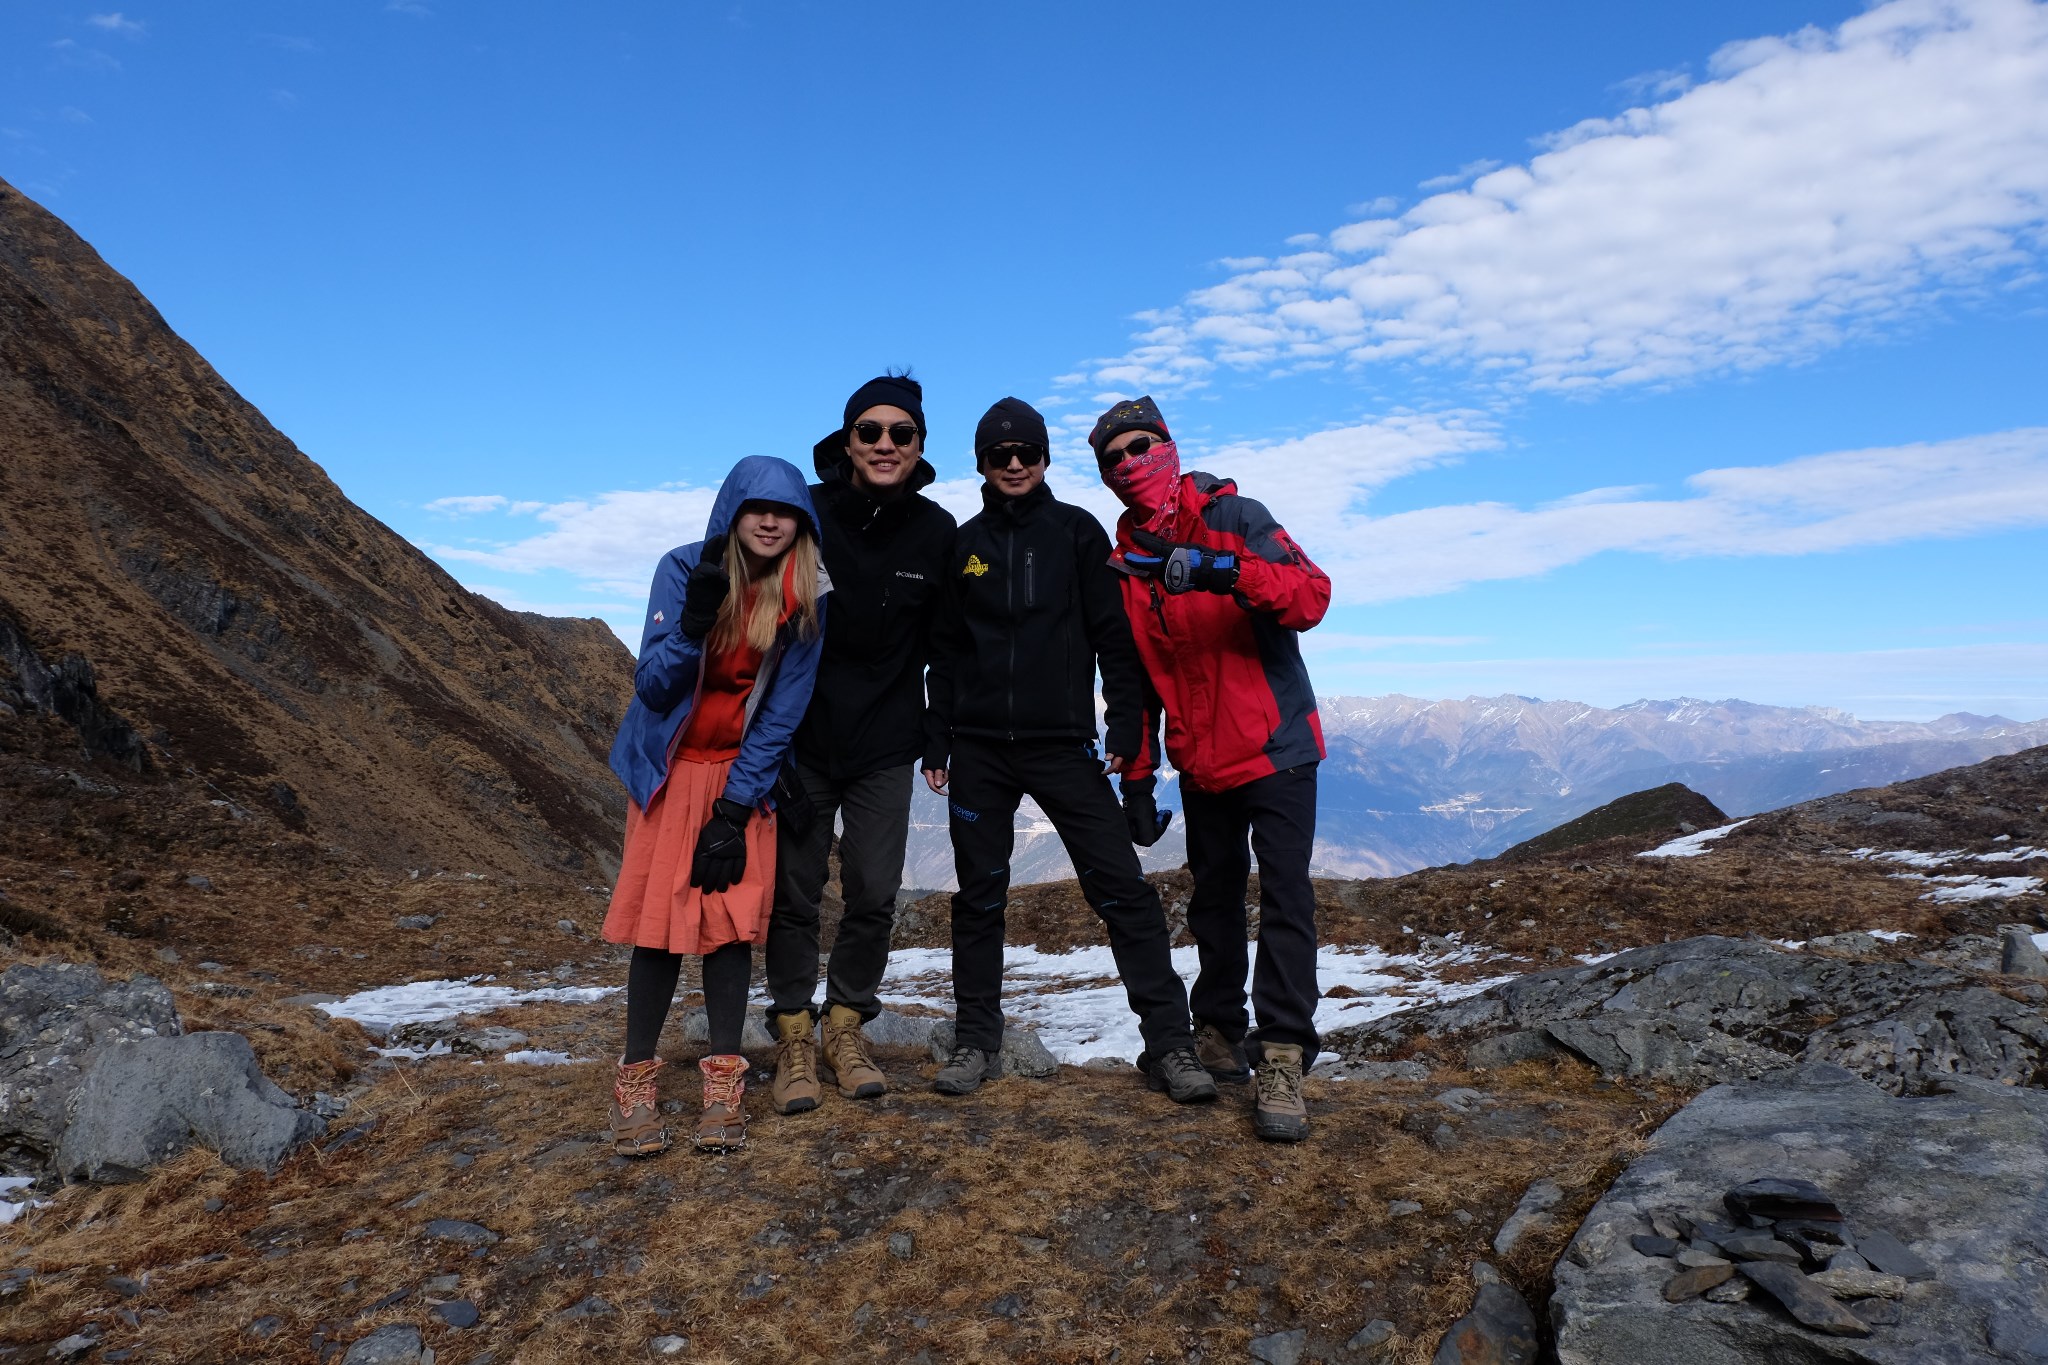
[1120,775,1173,847]
[689,796,753,893]
[677,534,731,640]
[1127,528,1238,595]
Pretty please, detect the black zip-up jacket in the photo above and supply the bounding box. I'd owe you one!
[793,443,958,780]
[924,481,1148,768]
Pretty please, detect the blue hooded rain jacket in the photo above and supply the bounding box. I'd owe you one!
[608,455,828,812]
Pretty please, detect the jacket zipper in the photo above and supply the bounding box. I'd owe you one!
[1005,526,1017,738]
[1024,546,1037,609]
[1147,581,1170,637]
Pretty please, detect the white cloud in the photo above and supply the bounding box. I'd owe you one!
[86,13,145,37]
[426,486,719,594]
[423,494,510,516]
[1307,427,2048,604]
[1070,0,2048,396]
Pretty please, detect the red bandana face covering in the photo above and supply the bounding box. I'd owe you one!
[1103,439,1182,527]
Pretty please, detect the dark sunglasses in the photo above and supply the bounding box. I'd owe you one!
[1102,433,1163,465]
[982,444,1047,469]
[852,421,920,447]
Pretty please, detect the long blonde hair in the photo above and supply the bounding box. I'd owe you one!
[709,528,821,655]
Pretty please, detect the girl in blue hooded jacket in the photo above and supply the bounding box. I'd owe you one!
[603,456,826,1155]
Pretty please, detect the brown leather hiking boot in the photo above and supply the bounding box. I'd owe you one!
[695,1054,749,1151]
[1194,1020,1251,1083]
[769,1012,821,1115]
[1252,1043,1309,1142]
[608,1056,669,1157]
[819,1004,887,1099]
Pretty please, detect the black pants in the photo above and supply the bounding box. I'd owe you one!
[1181,762,1320,1057]
[765,760,913,1022]
[946,736,1194,1056]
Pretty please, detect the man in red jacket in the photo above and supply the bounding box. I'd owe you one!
[1090,395,1332,1142]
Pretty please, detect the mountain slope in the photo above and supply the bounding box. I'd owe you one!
[0,176,634,879]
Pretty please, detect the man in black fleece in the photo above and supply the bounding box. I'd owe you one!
[764,373,957,1115]
[921,397,1215,1103]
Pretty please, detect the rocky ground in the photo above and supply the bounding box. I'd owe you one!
[3,705,2043,1361]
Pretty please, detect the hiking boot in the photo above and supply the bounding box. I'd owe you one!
[608,1056,669,1157]
[1193,1020,1251,1083]
[768,1012,821,1116]
[1252,1043,1310,1142]
[1145,1046,1221,1104]
[820,1004,887,1099]
[695,1054,749,1151]
[933,1044,1001,1096]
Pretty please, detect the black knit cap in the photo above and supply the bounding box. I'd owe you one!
[974,397,1049,460]
[842,373,926,435]
[1088,394,1169,459]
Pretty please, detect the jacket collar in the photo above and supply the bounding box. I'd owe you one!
[981,479,1054,521]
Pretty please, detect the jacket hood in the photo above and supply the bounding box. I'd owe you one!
[811,429,937,496]
[705,455,821,543]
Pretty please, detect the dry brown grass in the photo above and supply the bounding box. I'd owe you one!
[2,1033,1669,1363]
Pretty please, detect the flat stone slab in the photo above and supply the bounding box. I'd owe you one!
[1554,1063,2048,1364]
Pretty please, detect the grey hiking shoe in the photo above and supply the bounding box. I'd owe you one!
[934,1045,1001,1096]
[1146,1046,1221,1104]
[1252,1042,1309,1142]
[1193,1020,1251,1083]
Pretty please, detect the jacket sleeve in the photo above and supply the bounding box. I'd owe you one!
[1212,495,1331,631]
[1077,514,1147,761]
[722,597,827,809]
[1124,660,1167,784]
[922,546,963,771]
[631,549,705,713]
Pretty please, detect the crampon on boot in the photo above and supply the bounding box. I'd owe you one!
[695,1053,750,1152]
[609,1056,669,1157]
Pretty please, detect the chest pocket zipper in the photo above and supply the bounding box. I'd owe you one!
[1024,546,1037,610]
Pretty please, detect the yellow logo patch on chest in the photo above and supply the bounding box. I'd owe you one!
[962,554,990,577]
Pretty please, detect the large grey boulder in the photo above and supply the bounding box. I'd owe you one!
[1553,1064,2048,1363]
[56,1031,327,1181]
[1325,936,2048,1095]
[0,963,180,1171]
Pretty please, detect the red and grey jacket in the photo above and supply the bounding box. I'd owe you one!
[1110,472,1330,793]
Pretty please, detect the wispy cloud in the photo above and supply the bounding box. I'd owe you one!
[385,0,433,15]
[86,13,146,37]
[48,39,121,72]
[1068,0,2048,397]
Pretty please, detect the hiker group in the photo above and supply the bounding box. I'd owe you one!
[601,376,1331,1155]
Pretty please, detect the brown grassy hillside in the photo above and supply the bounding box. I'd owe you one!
[0,175,633,881]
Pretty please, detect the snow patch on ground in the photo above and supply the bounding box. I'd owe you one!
[877,943,1519,1065]
[1850,845,2046,868]
[502,1049,584,1066]
[321,977,619,1034]
[1887,873,2046,904]
[1868,929,1915,942]
[0,1176,42,1226]
[1637,820,1752,858]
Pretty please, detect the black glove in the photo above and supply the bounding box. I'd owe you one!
[1128,528,1238,595]
[1121,775,1173,847]
[677,534,731,640]
[689,796,753,893]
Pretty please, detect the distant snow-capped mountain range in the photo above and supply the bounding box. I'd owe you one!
[896,696,2048,890]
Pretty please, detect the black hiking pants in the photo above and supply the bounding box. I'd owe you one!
[766,760,913,1023]
[1180,762,1321,1058]
[946,735,1195,1056]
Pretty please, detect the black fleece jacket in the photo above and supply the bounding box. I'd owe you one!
[924,481,1148,768]
[793,442,958,780]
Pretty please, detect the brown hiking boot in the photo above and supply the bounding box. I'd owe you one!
[769,1012,821,1115]
[695,1054,749,1152]
[1194,1020,1251,1083]
[819,1004,886,1099]
[1252,1043,1310,1143]
[608,1056,669,1157]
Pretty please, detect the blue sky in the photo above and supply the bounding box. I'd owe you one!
[6,0,2046,721]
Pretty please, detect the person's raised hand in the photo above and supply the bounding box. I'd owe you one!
[678,534,731,639]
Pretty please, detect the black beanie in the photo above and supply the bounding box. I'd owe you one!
[975,397,1049,459]
[1088,394,1169,458]
[842,374,926,435]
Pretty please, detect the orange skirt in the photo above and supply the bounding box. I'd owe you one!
[603,756,777,955]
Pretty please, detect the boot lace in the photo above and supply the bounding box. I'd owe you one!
[779,1033,816,1084]
[701,1057,748,1109]
[1255,1055,1303,1108]
[614,1059,662,1113]
[828,1022,879,1075]
[944,1045,985,1071]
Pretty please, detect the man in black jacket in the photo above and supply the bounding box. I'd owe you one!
[921,397,1215,1104]
[765,373,957,1116]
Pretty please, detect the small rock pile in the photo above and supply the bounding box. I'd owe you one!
[1631,1177,1928,1338]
